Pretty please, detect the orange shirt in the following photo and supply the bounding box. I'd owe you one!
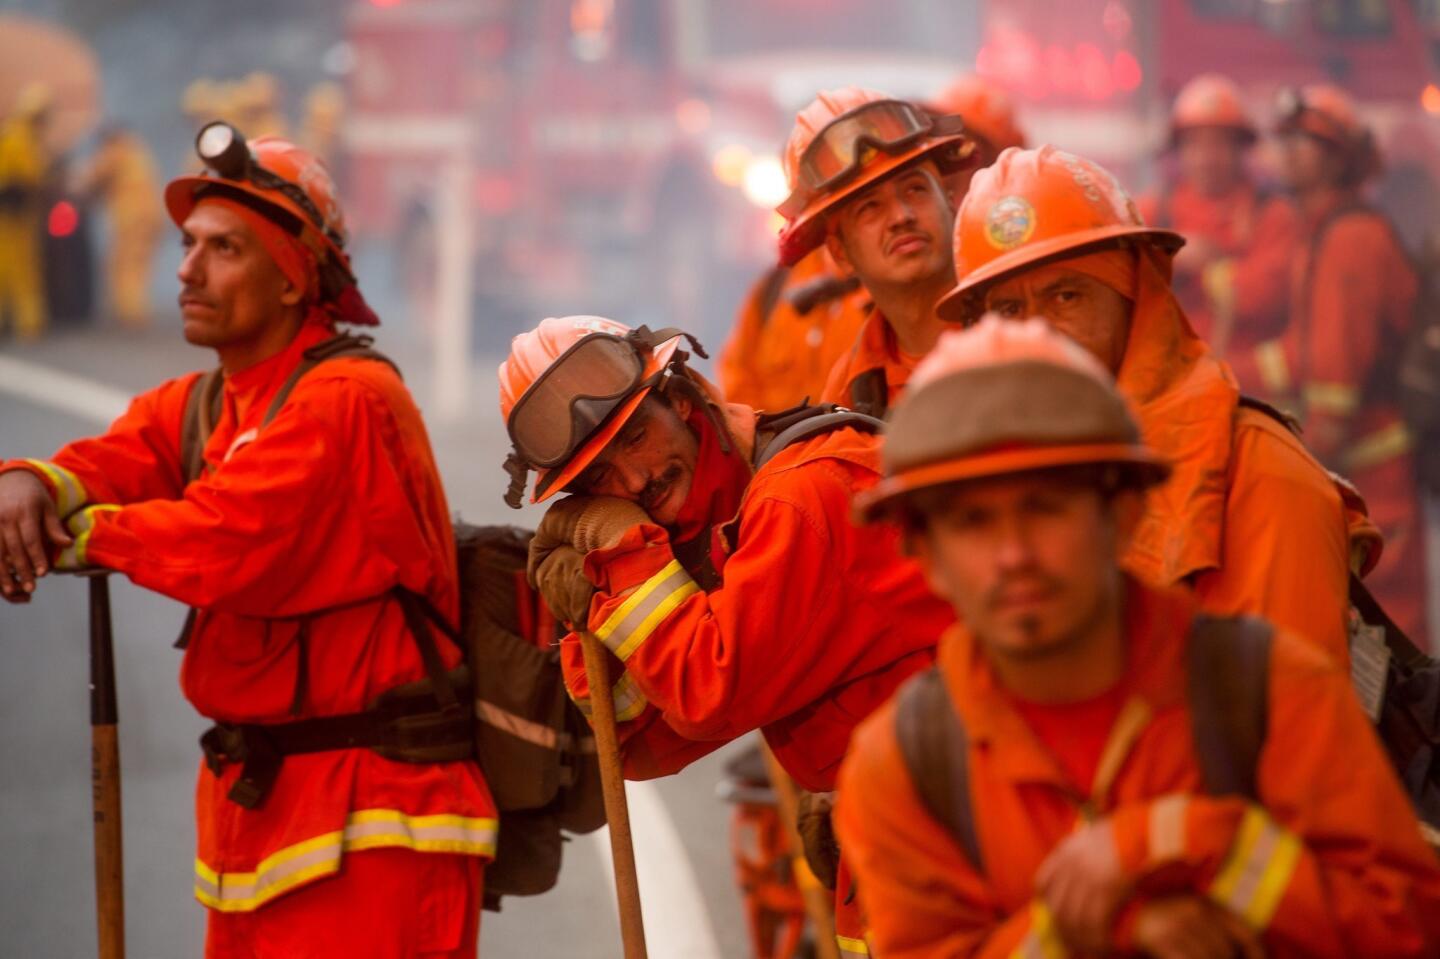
[819,309,920,415]
[1010,685,1125,797]
[836,580,1440,958]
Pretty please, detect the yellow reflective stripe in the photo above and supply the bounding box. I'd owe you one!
[1208,806,1302,929]
[595,559,699,661]
[60,504,120,567]
[22,458,87,516]
[1148,794,1189,865]
[1254,340,1290,394]
[836,934,870,957]
[1303,382,1360,416]
[1341,421,1412,473]
[570,672,649,724]
[194,809,498,912]
[1010,901,1069,959]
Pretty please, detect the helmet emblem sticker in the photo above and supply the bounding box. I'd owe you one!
[985,196,1036,250]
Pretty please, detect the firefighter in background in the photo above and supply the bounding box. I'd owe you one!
[1237,85,1429,647]
[234,71,289,140]
[939,146,1371,666]
[78,124,163,330]
[0,126,496,955]
[772,88,974,418]
[1138,74,1298,381]
[927,72,1027,196]
[835,317,1440,958]
[299,81,346,166]
[0,83,53,340]
[505,316,955,957]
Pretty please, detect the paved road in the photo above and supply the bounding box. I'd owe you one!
[0,323,752,959]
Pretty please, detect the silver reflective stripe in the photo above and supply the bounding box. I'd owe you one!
[476,699,562,750]
[23,459,86,515]
[1208,806,1301,929]
[571,673,649,724]
[595,558,699,661]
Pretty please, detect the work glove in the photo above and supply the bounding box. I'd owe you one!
[53,505,120,571]
[530,544,595,627]
[528,495,651,589]
[796,789,840,891]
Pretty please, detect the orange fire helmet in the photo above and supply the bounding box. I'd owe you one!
[855,315,1169,521]
[1169,73,1256,145]
[936,145,1184,324]
[928,74,1027,158]
[498,316,693,508]
[1275,83,1381,184]
[776,86,974,267]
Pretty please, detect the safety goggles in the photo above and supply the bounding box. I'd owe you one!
[1273,87,1348,145]
[507,332,658,469]
[780,100,963,218]
[194,121,344,249]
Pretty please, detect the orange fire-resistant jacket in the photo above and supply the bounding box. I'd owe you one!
[1138,182,1296,384]
[836,579,1440,959]
[1231,189,1428,643]
[1112,249,1357,666]
[719,248,872,412]
[818,309,924,415]
[0,322,497,912]
[557,411,953,793]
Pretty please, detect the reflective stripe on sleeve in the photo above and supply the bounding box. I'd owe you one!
[22,458,87,516]
[1341,421,1412,473]
[594,558,700,661]
[194,809,498,912]
[836,934,870,957]
[1303,382,1360,417]
[1011,901,1069,959]
[570,672,649,724]
[1208,806,1302,929]
[58,504,121,568]
[1254,340,1290,394]
[1148,793,1189,865]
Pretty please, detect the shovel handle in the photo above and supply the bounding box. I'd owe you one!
[580,631,648,959]
[88,573,124,959]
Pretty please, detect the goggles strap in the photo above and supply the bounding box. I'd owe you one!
[503,452,529,510]
[626,325,709,360]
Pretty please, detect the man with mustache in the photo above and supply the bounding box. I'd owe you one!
[499,315,954,957]
[834,317,1440,958]
[0,127,495,956]
[935,145,1371,665]
[774,87,974,418]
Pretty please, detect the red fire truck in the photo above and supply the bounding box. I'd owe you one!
[342,0,974,345]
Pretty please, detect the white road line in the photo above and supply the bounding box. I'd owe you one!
[0,348,729,959]
[0,354,131,424]
[589,780,724,959]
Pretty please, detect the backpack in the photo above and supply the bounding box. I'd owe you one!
[177,332,606,910]
[894,615,1274,871]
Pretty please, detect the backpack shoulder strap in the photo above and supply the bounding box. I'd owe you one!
[1185,614,1274,799]
[847,367,889,419]
[753,406,883,471]
[1236,394,1302,436]
[754,264,791,328]
[894,667,984,871]
[180,368,225,486]
[261,332,399,427]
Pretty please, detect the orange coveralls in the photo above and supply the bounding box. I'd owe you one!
[1138,182,1297,385]
[1234,192,1429,646]
[818,309,924,415]
[0,322,496,950]
[836,579,1440,959]
[719,247,871,411]
[559,409,954,952]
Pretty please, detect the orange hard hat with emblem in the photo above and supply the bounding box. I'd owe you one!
[776,86,975,267]
[929,74,1027,157]
[936,145,1184,324]
[1170,73,1256,144]
[855,315,1170,521]
[499,316,695,508]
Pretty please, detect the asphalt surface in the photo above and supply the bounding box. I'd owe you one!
[0,321,752,959]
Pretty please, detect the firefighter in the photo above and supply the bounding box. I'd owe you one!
[0,125,495,957]
[717,245,870,413]
[78,125,164,329]
[0,83,53,340]
[927,72,1027,197]
[1139,74,1298,377]
[936,145,1368,665]
[835,316,1440,958]
[299,81,346,165]
[1235,85,1429,647]
[775,87,974,418]
[503,315,955,957]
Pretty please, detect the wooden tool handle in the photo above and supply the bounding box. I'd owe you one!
[89,574,124,959]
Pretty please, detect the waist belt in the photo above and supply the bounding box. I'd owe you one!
[200,665,474,810]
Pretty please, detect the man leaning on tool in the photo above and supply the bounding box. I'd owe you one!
[834,317,1440,958]
[0,124,496,958]
[937,144,1375,666]
[499,315,955,956]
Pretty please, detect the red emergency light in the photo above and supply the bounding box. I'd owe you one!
[47,200,78,238]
